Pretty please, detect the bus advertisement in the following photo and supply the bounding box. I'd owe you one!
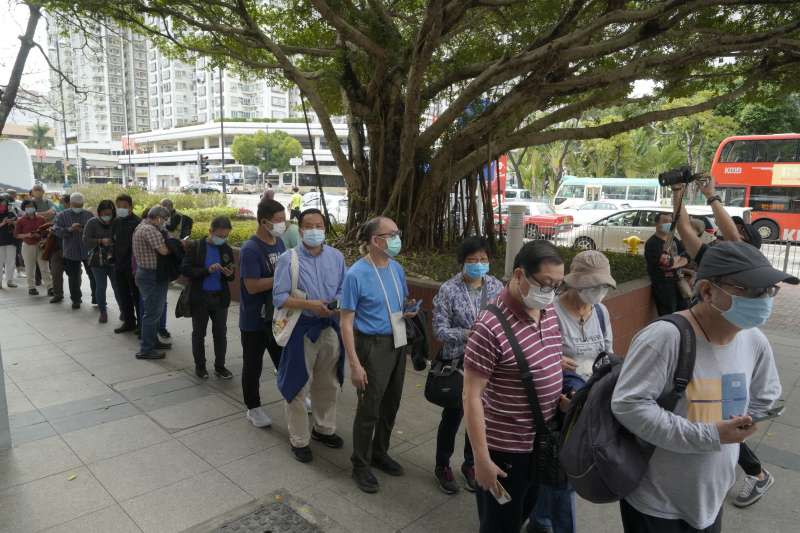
[710,134,800,241]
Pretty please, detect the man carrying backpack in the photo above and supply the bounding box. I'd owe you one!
[611,241,791,532]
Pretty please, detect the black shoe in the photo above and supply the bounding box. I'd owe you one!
[6,282,18,288]
[311,429,344,449]
[114,323,137,334]
[91,297,97,306]
[352,468,379,493]
[135,351,165,360]
[154,341,172,350]
[461,464,478,493]
[371,455,405,476]
[71,301,81,309]
[49,295,63,303]
[28,288,39,296]
[435,465,460,495]
[291,445,313,463]
[196,367,209,379]
[214,367,233,380]
[527,524,553,533]
[47,288,54,297]
[158,328,171,339]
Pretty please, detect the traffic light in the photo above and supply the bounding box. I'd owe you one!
[197,152,209,174]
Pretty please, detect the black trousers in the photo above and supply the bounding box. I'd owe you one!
[475,449,538,533]
[620,499,722,533]
[738,442,762,477]
[64,259,93,303]
[240,327,282,409]
[436,405,474,468]
[190,292,229,370]
[651,280,688,317]
[114,268,140,326]
[290,208,301,221]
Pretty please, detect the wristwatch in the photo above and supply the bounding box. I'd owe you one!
[706,195,722,206]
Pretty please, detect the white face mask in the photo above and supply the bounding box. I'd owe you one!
[577,287,609,305]
[269,221,286,237]
[519,277,556,309]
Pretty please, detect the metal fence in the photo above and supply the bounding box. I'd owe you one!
[760,240,800,277]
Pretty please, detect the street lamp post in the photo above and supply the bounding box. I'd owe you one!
[53,39,69,185]
[219,67,226,194]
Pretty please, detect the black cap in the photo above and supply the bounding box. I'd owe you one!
[729,216,762,249]
[696,241,798,288]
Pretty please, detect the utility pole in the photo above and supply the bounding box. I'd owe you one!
[121,44,131,188]
[54,37,69,184]
[219,67,226,194]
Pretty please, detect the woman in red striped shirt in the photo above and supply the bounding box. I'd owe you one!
[464,240,566,533]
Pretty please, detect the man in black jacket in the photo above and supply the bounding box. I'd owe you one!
[112,193,141,333]
[161,198,193,240]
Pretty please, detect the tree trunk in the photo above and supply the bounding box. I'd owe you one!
[0,2,41,135]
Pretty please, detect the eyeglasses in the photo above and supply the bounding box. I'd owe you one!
[526,274,565,294]
[714,281,780,299]
[377,230,402,239]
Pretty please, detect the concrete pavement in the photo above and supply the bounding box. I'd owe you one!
[1,276,799,532]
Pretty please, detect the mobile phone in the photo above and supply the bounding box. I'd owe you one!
[491,483,512,505]
[404,299,422,313]
[750,405,785,424]
[327,300,339,311]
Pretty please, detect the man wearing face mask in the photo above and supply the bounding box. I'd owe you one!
[111,194,142,333]
[273,208,347,463]
[239,199,287,428]
[52,192,95,308]
[463,240,566,533]
[612,241,790,533]
[644,211,689,316]
[160,198,193,240]
[14,199,52,296]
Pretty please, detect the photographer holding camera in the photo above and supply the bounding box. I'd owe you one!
[644,211,689,316]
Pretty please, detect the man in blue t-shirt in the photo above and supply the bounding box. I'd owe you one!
[340,216,416,494]
[239,199,287,428]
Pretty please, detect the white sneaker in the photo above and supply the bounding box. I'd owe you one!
[246,407,272,428]
[304,397,312,414]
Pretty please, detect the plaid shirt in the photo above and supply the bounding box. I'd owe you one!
[132,221,164,270]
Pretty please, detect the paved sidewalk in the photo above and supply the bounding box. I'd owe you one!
[1,276,800,532]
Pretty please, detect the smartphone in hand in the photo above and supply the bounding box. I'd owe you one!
[404,299,422,314]
[750,405,785,424]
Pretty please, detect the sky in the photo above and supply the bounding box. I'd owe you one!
[0,1,50,94]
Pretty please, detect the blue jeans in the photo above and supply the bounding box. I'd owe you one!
[137,293,167,329]
[135,269,168,354]
[531,485,576,533]
[91,266,116,312]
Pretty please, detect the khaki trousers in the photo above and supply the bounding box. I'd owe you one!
[22,243,52,290]
[285,327,341,448]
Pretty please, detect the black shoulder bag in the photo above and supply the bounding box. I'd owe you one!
[487,304,568,488]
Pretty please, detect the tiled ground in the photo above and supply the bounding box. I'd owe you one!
[1,273,800,532]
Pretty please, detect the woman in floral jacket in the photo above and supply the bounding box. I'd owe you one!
[431,236,504,495]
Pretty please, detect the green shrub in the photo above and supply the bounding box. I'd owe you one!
[180,206,254,222]
[71,184,228,211]
[190,219,257,246]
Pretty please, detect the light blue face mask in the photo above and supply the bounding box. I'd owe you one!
[464,262,490,279]
[71,207,83,214]
[116,208,129,218]
[210,235,227,246]
[658,223,671,233]
[385,235,402,257]
[100,215,112,223]
[712,284,774,329]
[302,228,325,247]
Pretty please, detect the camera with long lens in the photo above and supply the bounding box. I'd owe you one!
[658,166,698,187]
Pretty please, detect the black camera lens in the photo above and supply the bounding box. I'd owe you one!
[658,166,693,187]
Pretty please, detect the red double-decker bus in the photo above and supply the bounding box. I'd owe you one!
[711,134,800,241]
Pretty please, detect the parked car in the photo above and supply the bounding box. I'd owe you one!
[504,188,533,202]
[561,207,721,252]
[495,201,574,239]
[180,183,223,194]
[559,201,633,226]
[301,191,348,225]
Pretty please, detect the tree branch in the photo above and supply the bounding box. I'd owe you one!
[309,0,387,59]
[0,1,41,134]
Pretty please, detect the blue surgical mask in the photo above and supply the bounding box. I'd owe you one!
[302,228,325,247]
[385,235,402,257]
[100,215,112,223]
[210,235,226,246]
[71,207,83,214]
[116,208,129,218]
[464,262,490,279]
[658,223,671,233]
[25,207,36,216]
[712,286,774,329]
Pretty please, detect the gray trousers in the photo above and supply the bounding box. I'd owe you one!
[350,332,406,470]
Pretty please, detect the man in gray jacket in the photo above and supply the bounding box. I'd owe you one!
[611,241,792,533]
[52,192,95,308]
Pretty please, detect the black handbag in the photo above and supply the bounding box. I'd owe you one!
[487,304,568,488]
[424,352,463,409]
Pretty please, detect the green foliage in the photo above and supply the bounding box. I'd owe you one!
[179,206,253,223]
[71,184,228,211]
[231,130,303,173]
[190,219,256,246]
[25,121,53,149]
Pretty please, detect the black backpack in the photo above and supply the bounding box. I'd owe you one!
[558,314,696,503]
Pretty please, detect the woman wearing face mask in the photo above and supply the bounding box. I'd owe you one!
[15,199,52,296]
[181,216,236,380]
[528,250,616,533]
[430,236,504,494]
[463,240,567,533]
[83,199,117,323]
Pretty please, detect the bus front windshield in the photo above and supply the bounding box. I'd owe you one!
[557,184,585,199]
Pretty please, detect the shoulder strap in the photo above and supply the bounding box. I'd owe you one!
[594,304,606,338]
[654,314,696,411]
[290,249,299,293]
[487,304,550,435]
[479,283,488,311]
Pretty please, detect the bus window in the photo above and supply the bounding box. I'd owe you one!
[557,184,585,199]
[720,141,754,163]
[720,140,800,163]
[716,186,746,207]
[627,186,657,201]
[749,186,800,213]
[602,185,627,199]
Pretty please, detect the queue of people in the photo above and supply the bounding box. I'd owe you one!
[0,184,792,533]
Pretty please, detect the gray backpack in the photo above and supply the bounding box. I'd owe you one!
[558,314,696,503]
